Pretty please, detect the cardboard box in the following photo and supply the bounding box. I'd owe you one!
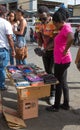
[3,106,18,116]
[18,98,38,120]
[17,84,51,100]
[3,112,27,129]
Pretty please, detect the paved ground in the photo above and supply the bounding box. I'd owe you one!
[0,44,80,130]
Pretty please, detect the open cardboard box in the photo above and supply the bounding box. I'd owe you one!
[3,111,27,129]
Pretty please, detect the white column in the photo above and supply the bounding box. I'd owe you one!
[32,0,37,11]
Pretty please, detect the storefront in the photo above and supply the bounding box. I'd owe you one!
[0,0,17,10]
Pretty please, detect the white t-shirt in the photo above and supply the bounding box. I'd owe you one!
[0,17,13,50]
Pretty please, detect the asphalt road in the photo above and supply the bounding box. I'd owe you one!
[0,44,80,130]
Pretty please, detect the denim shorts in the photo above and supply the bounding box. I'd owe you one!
[0,48,9,67]
[16,36,26,47]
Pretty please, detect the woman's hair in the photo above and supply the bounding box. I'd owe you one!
[52,7,69,23]
[58,7,69,19]
[38,6,49,14]
[8,10,16,22]
[16,8,24,16]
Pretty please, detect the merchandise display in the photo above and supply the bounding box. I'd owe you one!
[7,63,57,87]
[6,63,58,120]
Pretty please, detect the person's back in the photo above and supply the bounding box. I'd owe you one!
[0,18,12,49]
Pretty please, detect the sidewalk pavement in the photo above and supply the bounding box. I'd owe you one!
[0,44,80,130]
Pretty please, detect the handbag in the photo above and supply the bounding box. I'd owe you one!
[15,46,28,60]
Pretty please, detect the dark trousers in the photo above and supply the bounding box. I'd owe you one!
[74,31,79,45]
[54,63,70,109]
[42,50,55,96]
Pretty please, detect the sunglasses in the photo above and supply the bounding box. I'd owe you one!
[39,17,47,21]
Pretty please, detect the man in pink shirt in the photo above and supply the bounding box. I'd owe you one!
[46,8,74,112]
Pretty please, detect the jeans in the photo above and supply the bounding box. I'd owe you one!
[16,36,26,47]
[54,63,71,109]
[16,36,27,65]
[16,58,27,65]
[9,48,14,65]
[0,48,9,88]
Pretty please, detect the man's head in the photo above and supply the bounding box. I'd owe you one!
[38,6,50,24]
[0,5,7,17]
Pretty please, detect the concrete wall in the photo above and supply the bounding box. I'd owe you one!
[43,0,69,7]
[18,0,37,11]
[73,5,80,16]
[18,0,30,10]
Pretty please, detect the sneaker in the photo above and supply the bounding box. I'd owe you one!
[60,104,70,110]
[49,96,55,105]
[46,105,59,112]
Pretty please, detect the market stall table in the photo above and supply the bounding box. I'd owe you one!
[6,64,58,119]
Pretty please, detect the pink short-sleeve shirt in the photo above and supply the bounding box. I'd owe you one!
[54,23,72,64]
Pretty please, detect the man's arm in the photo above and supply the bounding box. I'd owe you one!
[45,37,53,51]
[7,34,15,57]
[37,32,43,47]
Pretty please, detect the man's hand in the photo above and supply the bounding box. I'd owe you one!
[12,50,16,57]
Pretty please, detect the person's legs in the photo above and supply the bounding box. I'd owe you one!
[0,67,5,88]
[46,63,70,111]
[74,31,79,45]
[60,64,70,109]
[42,52,50,73]
[0,48,9,90]
[55,63,70,109]
[42,50,55,104]
[22,58,27,65]
[16,58,27,65]
[42,50,54,73]
[16,59,20,65]
[77,33,80,46]
[9,48,14,65]
[53,64,62,109]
